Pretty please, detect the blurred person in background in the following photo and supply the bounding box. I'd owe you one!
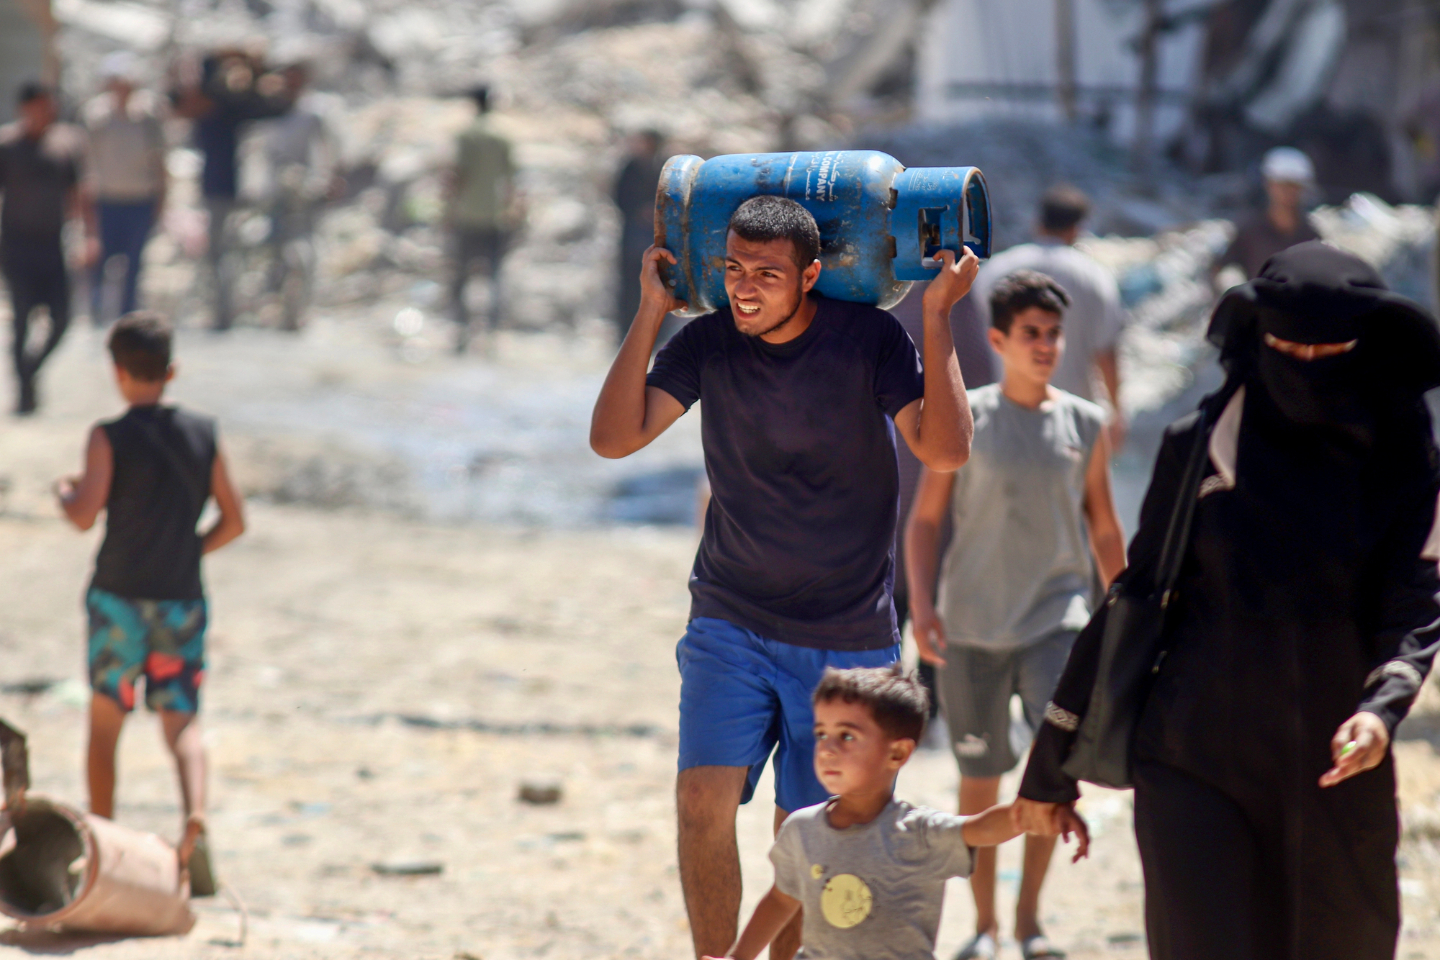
[612,129,666,346]
[448,85,515,354]
[1214,147,1319,282]
[173,47,293,331]
[257,56,341,331]
[970,186,1128,449]
[0,81,95,415]
[84,52,168,325]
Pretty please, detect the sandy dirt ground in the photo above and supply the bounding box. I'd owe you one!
[3,321,1440,959]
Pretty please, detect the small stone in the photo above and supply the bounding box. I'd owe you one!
[518,779,562,805]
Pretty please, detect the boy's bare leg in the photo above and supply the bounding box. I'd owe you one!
[770,806,802,960]
[1014,833,1059,941]
[959,776,1003,937]
[160,710,206,840]
[677,765,747,959]
[87,693,127,819]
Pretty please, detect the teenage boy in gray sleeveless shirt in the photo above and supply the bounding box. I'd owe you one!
[905,270,1125,960]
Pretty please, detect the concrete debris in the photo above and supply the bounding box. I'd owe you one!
[1081,221,1235,415]
[1309,193,1436,309]
[39,0,1440,423]
[1084,195,1436,416]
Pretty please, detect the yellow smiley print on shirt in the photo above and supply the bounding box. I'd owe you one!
[820,873,873,928]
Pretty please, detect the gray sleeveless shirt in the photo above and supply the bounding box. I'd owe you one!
[937,384,1105,648]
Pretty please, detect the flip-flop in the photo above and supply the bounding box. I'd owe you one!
[1019,934,1067,960]
[953,931,998,960]
[188,832,218,898]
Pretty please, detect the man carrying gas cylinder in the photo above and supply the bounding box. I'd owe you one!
[591,195,978,960]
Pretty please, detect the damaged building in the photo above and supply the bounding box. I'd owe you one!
[918,0,1440,203]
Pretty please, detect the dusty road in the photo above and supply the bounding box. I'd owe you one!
[2,321,1440,958]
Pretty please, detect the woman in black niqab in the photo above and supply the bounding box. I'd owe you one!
[1014,242,1440,960]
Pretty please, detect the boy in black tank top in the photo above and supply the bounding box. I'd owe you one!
[55,312,246,895]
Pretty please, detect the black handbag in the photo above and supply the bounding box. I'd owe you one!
[1060,397,1221,789]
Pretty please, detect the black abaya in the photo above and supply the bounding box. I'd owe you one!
[1020,383,1440,960]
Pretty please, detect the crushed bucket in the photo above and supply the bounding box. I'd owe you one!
[0,720,194,936]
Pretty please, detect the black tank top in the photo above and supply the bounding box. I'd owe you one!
[92,405,217,600]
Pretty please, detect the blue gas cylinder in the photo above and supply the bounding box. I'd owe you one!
[655,150,990,318]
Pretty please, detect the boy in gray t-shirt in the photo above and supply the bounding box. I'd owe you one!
[905,270,1125,959]
[706,667,1088,960]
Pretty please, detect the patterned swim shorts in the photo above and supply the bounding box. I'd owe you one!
[86,587,207,714]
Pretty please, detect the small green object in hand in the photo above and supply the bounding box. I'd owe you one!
[1340,740,1359,758]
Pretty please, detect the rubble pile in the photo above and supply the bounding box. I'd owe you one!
[867,118,1251,247]
[41,0,1440,393]
[1310,193,1435,309]
[1080,221,1235,415]
[48,0,923,331]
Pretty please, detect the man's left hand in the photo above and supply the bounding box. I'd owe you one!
[922,246,981,315]
[1320,711,1389,787]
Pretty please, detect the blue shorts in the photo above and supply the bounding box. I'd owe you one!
[677,616,900,813]
[86,587,207,714]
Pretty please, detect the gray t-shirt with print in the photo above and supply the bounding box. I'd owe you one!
[770,799,974,960]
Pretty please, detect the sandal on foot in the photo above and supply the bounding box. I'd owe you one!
[1019,935,1067,960]
[180,819,218,898]
[953,931,998,960]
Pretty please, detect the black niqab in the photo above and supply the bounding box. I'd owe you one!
[1209,241,1440,403]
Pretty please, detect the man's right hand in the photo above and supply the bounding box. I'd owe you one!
[640,244,687,318]
[910,605,948,667]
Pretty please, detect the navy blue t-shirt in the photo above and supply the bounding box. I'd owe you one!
[647,295,926,650]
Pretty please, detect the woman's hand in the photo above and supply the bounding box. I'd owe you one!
[910,604,948,667]
[1012,798,1090,862]
[1319,711,1390,787]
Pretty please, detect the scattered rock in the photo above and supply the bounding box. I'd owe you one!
[518,779,563,805]
[370,859,444,876]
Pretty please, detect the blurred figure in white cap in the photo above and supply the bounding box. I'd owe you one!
[84,51,168,324]
[1214,146,1320,281]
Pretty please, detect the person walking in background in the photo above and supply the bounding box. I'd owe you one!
[84,53,168,325]
[448,85,515,354]
[173,48,292,331]
[257,57,341,331]
[54,311,245,898]
[906,271,1124,960]
[612,129,665,346]
[1016,243,1440,960]
[591,196,976,960]
[0,81,95,415]
[970,186,1128,448]
[1214,147,1319,282]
